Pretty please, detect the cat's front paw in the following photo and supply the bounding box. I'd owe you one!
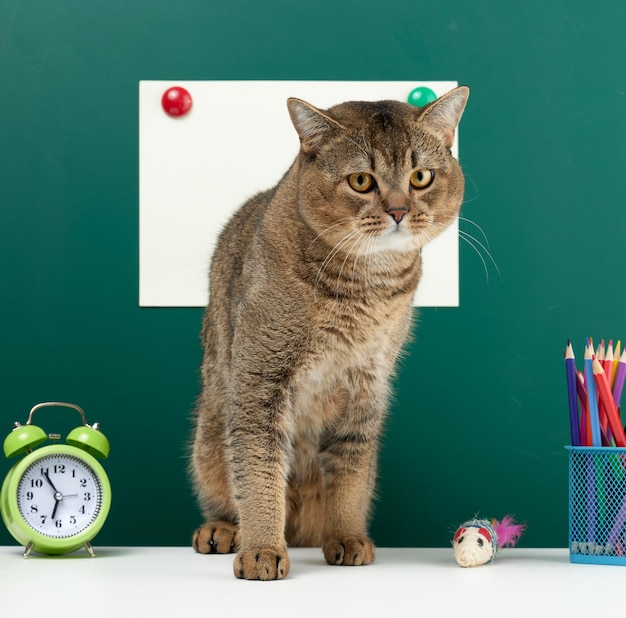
[192,521,240,554]
[233,547,290,580]
[323,536,375,566]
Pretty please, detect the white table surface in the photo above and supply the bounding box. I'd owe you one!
[0,546,621,616]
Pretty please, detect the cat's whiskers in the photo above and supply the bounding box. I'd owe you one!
[458,215,491,247]
[306,217,360,252]
[428,216,500,282]
[415,225,436,249]
[352,234,368,289]
[458,230,500,282]
[394,212,433,249]
[361,232,378,293]
[349,231,376,291]
[455,214,500,279]
[335,228,371,300]
[314,227,363,294]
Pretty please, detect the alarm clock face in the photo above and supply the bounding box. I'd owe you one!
[16,452,104,539]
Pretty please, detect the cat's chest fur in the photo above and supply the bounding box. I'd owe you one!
[290,297,412,438]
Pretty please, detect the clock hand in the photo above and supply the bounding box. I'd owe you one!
[43,472,63,519]
[42,471,59,493]
[51,495,60,520]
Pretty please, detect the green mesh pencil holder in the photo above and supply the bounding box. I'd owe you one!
[568,446,626,565]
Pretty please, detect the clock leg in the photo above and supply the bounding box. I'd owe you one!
[23,541,34,559]
[84,541,96,557]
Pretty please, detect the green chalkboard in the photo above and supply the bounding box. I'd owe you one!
[2,0,626,551]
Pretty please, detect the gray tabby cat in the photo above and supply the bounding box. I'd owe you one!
[190,86,469,580]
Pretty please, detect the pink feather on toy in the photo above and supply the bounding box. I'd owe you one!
[493,515,526,548]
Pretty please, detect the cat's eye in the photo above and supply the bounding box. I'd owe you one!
[348,173,374,193]
[410,169,434,189]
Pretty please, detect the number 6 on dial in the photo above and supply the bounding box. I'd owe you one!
[0,402,111,557]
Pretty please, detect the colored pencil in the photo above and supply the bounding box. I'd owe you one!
[586,454,597,545]
[612,349,626,410]
[607,496,626,553]
[595,342,610,443]
[585,341,602,446]
[592,358,626,447]
[565,341,580,446]
[614,341,622,387]
[576,370,589,446]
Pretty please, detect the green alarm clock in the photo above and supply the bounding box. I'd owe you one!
[0,402,111,557]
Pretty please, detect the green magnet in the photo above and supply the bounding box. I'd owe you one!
[407,86,437,107]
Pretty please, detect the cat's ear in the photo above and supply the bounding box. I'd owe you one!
[419,86,469,149]
[287,98,346,154]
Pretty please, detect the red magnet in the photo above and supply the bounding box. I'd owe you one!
[161,86,193,117]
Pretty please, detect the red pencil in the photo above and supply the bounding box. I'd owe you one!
[593,358,626,447]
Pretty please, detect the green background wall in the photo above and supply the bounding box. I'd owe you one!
[2,0,625,549]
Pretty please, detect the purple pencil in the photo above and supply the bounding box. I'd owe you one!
[577,371,589,446]
[565,341,580,446]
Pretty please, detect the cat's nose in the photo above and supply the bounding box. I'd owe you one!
[386,208,407,223]
[385,192,408,223]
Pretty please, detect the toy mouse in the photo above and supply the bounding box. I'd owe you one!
[452,515,526,567]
